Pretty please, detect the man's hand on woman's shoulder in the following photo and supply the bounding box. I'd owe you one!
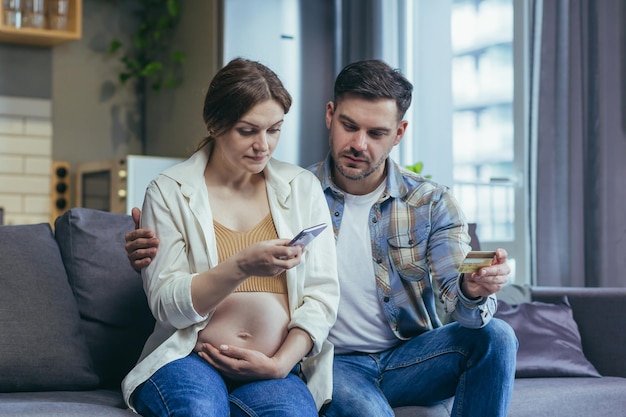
[125,207,159,271]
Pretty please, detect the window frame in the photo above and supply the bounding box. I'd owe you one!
[387,0,531,284]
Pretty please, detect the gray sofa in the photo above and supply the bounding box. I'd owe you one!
[1,208,625,417]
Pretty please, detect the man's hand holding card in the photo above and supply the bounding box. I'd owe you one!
[459,249,511,299]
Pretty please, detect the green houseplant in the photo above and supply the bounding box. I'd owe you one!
[108,0,184,92]
[405,161,431,178]
[107,0,185,153]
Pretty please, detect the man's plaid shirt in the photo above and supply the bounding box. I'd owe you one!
[310,155,497,338]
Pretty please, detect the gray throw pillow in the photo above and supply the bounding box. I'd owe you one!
[495,296,601,378]
[497,283,532,305]
[0,223,98,391]
[54,208,155,388]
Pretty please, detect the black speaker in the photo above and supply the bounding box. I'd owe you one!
[50,161,71,224]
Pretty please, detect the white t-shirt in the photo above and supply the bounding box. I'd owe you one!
[329,181,398,354]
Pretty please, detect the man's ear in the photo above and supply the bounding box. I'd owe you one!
[325,101,335,129]
[394,120,409,146]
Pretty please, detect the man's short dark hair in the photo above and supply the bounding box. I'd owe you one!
[333,60,413,120]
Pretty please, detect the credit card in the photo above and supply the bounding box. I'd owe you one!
[459,251,496,273]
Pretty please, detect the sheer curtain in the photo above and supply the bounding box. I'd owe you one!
[530,0,626,287]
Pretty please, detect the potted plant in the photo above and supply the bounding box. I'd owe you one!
[405,161,431,178]
[107,0,185,153]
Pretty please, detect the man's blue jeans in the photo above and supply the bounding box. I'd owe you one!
[132,353,318,417]
[320,318,518,417]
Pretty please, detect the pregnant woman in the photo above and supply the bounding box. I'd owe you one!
[121,58,339,417]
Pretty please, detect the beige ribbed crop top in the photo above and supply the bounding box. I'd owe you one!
[213,214,288,294]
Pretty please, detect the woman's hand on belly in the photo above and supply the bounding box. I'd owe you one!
[196,326,314,382]
[196,342,286,381]
[193,293,314,382]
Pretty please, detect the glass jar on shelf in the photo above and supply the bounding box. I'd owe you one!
[22,0,46,29]
[2,0,22,28]
[47,0,69,30]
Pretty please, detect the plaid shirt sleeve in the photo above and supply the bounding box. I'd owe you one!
[428,189,497,328]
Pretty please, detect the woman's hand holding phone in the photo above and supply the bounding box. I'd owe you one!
[287,223,328,248]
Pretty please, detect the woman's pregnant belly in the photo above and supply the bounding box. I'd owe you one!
[195,292,290,357]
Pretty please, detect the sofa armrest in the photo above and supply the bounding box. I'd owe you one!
[531,287,626,378]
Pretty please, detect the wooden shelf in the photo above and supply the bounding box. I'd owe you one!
[0,0,82,46]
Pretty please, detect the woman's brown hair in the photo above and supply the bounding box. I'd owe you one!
[196,58,292,150]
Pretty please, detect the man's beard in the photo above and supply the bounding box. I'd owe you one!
[331,143,390,182]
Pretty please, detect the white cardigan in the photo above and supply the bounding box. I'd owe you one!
[122,148,339,411]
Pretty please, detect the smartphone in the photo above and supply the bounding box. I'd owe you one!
[287,223,328,248]
[458,251,497,274]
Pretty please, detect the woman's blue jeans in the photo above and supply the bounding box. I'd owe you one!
[132,353,317,417]
[320,318,518,417]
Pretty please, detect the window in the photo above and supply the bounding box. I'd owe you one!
[389,0,530,284]
[451,0,515,241]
